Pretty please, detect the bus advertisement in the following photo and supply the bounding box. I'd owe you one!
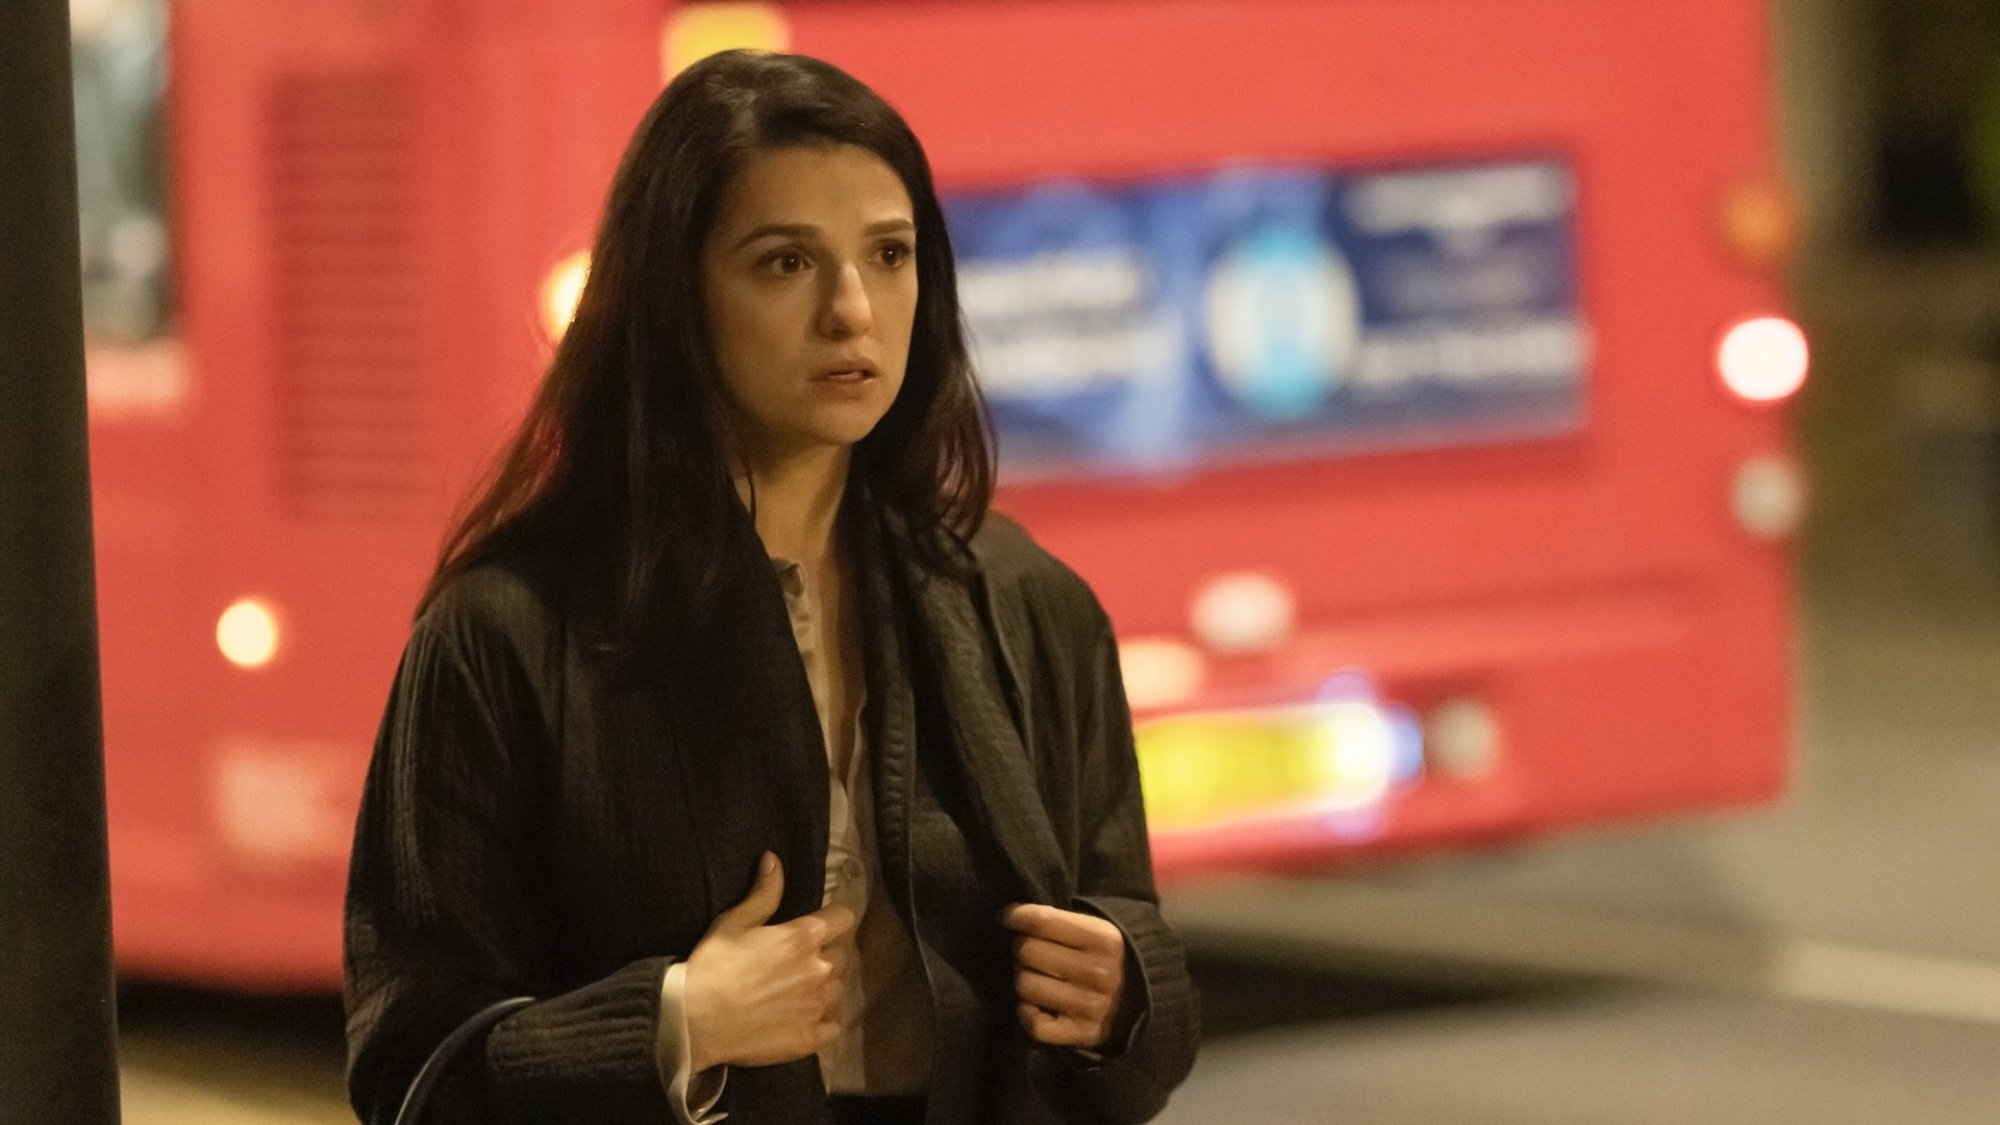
[93,0,1801,986]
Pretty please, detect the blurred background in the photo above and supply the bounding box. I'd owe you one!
[67,0,1999,1120]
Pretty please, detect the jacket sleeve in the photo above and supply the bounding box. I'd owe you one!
[343,598,674,1124]
[1056,609,1201,1122]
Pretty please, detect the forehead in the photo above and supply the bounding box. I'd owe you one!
[710,144,914,235]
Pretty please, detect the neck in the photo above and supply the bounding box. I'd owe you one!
[734,443,852,567]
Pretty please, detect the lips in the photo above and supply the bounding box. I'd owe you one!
[814,360,876,382]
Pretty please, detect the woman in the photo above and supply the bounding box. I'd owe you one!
[343,50,1198,1125]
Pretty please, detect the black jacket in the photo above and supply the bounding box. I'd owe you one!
[342,507,1198,1124]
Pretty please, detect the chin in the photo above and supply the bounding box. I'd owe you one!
[821,419,892,450]
[774,415,893,458]
[814,403,898,446]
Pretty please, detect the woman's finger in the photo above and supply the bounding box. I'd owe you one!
[806,903,857,946]
[1001,904,1122,953]
[1017,1002,1097,1048]
[818,938,849,973]
[1014,935,1115,994]
[1015,968,1110,1023]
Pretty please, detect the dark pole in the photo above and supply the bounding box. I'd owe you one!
[0,0,125,1120]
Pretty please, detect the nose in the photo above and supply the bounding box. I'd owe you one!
[818,261,874,340]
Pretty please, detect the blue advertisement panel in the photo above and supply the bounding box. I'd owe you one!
[944,157,1589,479]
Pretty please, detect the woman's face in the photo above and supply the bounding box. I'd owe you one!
[701,143,918,468]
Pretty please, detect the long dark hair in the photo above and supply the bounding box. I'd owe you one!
[421,51,992,645]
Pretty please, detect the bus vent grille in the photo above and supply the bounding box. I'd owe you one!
[267,70,428,520]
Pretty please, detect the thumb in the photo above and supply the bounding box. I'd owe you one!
[711,851,784,932]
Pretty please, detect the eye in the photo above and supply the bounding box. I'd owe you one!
[877,239,915,269]
[760,248,810,275]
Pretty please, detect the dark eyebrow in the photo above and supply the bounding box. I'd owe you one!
[733,223,818,251]
[731,218,915,251]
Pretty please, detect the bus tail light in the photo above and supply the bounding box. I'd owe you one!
[1426,697,1501,779]
[1719,177,1799,269]
[217,598,280,668]
[1731,453,1807,540]
[1718,316,1809,404]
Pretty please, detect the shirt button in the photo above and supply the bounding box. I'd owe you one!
[842,858,864,883]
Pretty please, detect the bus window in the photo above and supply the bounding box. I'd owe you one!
[71,0,170,343]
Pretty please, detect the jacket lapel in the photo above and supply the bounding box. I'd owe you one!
[858,539,919,909]
[658,514,831,928]
[889,540,1072,908]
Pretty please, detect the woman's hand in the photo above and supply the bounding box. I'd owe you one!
[683,853,853,1070]
[1001,903,1132,1051]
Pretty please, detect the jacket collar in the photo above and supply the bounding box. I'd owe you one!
[581,496,1074,925]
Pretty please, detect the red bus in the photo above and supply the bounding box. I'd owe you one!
[94,0,1800,987]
